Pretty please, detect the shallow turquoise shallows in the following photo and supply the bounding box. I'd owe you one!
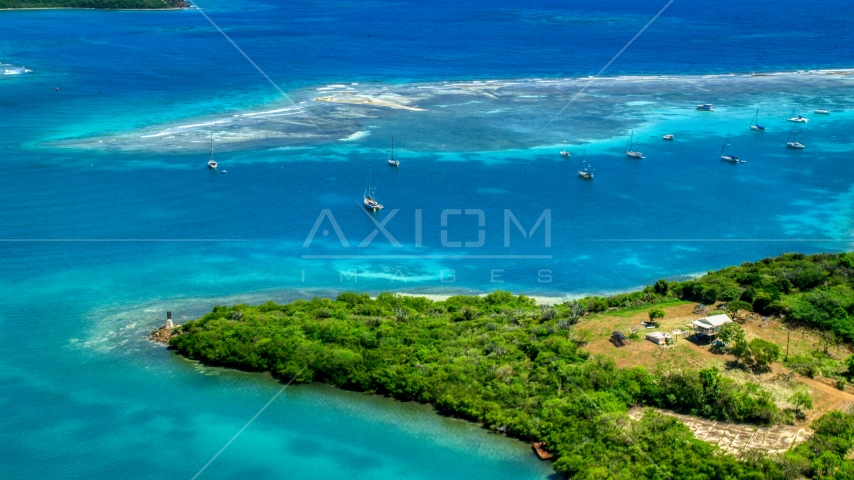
[1,0,854,478]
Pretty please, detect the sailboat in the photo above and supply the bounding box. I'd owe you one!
[625,131,644,159]
[719,132,743,163]
[814,109,830,115]
[786,107,809,123]
[363,169,384,212]
[786,128,805,149]
[748,109,766,131]
[662,134,674,140]
[387,136,399,166]
[207,133,218,169]
[559,150,571,158]
[577,151,593,179]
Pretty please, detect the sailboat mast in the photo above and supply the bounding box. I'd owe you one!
[391,136,394,160]
[721,132,729,155]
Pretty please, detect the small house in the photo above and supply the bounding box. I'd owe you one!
[691,314,733,341]
[611,331,629,347]
[645,331,672,345]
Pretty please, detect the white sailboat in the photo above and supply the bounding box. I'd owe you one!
[786,128,805,149]
[560,150,571,158]
[577,150,593,179]
[387,136,399,166]
[786,107,809,123]
[719,131,743,163]
[363,169,384,212]
[662,134,674,141]
[748,109,766,131]
[814,109,829,115]
[625,131,644,159]
[207,133,218,169]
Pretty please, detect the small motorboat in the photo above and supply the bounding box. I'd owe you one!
[814,109,829,115]
[662,134,674,140]
[532,442,553,460]
[221,170,227,173]
[560,150,571,158]
[696,104,715,111]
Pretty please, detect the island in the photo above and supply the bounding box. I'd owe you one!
[162,252,854,478]
[0,0,187,9]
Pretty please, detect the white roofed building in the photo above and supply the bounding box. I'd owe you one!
[691,314,733,341]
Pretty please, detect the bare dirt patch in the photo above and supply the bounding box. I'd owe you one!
[580,302,854,422]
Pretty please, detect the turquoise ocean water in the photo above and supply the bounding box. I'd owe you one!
[2,0,854,478]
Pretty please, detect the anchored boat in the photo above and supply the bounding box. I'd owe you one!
[363,170,384,212]
[386,136,399,166]
[786,107,809,123]
[625,131,644,159]
[207,133,218,169]
[577,151,593,179]
[720,132,743,163]
[786,128,805,149]
[662,134,674,140]
[748,109,766,131]
[696,104,715,111]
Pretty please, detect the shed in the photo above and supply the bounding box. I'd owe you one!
[611,331,629,347]
[645,331,672,345]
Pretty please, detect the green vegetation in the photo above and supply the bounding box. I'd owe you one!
[674,252,854,342]
[785,410,854,478]
[732,338,781,373]
[169,283,853,478]
[647,306,665,327]
[0,0,186,9]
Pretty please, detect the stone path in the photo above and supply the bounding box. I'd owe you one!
[629,408,810,454]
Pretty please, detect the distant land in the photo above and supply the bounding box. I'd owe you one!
[0,0,187,9]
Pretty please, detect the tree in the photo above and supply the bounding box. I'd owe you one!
[790,388,813,417]
[734,338,780,372]
[717,322,746,347]
[647,307,665,327]
[653,279,669,296]
[847,354,854,376]
[819,331,840,357]
[725,300,752,313]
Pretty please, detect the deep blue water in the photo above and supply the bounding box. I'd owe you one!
[1,0,854,478]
